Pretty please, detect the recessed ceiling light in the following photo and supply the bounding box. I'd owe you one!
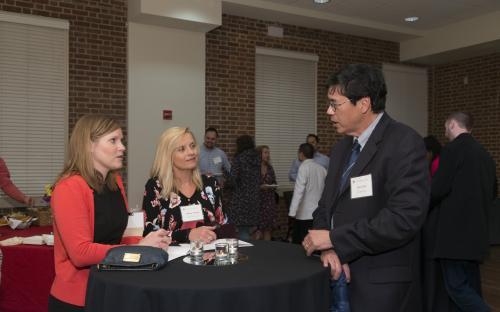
[404,16,419,22]
[314,0,331,4]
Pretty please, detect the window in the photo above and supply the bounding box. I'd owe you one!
[0,12,68,208]
[255,47,318,191]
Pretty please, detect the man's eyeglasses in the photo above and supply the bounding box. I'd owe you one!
[327,99,351,111]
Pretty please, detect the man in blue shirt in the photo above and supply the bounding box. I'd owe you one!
[288,134,329,182]
[199,127,231,186]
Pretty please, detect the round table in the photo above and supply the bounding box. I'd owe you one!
[85,240,330,312]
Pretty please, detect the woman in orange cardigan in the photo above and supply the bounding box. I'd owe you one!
[49,115,170,312]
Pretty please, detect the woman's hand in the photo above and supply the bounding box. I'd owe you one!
[260,184,276,190]
[139,229,171,249]
[24,196,33,207]
[188,226,217,244]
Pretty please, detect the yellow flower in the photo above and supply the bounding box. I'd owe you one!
[44,184,53,197]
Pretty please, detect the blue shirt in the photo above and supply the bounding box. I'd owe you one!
[288,151,329,182]
[355,112,384,150]
[199,145,231,177]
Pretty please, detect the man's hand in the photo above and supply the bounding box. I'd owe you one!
[320,249,351,282]
[302,229,333,255]
[342,264,351,283]
[320,249,341,280]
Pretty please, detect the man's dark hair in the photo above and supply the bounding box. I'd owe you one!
[306,134,319,143]
[424,135,441,160]
[205,127,219,137]
[326,64,387,113]
[299,143,314,159]
[447,112,473,131]
[235,135,255,156]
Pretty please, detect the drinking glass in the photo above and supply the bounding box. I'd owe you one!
[190,240,204,260]
[227,238,239,257]
[215,242,229,261]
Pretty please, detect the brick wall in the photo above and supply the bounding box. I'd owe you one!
[206,14,399,157]
[428,53,500,190]
[206,14,400,238]
[0,0,128,134]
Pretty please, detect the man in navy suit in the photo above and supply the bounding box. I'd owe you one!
[303,64,429,311]
[431,112,496,312]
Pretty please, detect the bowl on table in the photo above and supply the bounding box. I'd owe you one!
[7,215,37,230]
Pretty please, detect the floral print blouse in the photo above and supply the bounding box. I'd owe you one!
[142,175,226,243]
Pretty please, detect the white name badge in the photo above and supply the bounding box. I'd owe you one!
[350,174,373,199]
[180,204,204,222]
[213,156,222,164]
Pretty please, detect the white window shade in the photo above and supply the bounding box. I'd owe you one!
[255,49,317,191]
[0,15,68,208]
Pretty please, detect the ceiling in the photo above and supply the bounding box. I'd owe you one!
[260,0,500,31]
[222,0,500,63]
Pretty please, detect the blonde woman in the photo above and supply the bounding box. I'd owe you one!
[256,145,278,240]
[143,127,226,244]
[49,115,170,312]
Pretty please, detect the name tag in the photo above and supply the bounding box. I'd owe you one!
[350,174,373,199]
[213,156,222,164]
[180,204,204,222]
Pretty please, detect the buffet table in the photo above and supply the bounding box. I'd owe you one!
[0,225,54,312]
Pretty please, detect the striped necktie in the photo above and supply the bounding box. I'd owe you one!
[339,140,361,191]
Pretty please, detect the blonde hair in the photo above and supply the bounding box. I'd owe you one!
[256,145,270,164]
[150,127,202,197]
[56,114,122,192]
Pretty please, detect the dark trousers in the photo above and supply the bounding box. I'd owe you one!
[440,259,490,312]
[422,258,454,312]
[291,219,313,244]
[330,272,350,312]
[48,295,84,312]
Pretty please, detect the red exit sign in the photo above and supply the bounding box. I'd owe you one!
[163,110,172,120]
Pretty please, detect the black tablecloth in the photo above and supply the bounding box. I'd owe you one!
[85,240,329,312]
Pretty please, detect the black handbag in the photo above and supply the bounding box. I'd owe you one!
[97,246,169,271]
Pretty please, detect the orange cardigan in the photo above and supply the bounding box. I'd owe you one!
[50,174,139,307]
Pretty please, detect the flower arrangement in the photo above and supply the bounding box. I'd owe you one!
[42,184,53,205]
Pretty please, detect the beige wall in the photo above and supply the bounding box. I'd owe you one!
[128,22,206,210]
[383,63,428,136]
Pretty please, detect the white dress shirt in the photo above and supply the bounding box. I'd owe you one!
[289,159,327,220]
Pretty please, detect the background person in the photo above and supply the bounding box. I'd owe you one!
[143,127,226,244]
[49,115,170,312]
[0,157,33,206]
[256,145,278,241]
[288,143,326,245]
[229,135,261,240]
[431,112,496,312]
[421,135,452,311]
[424,135,442,178]
[198,127,231,186]
[288,134,329,182]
